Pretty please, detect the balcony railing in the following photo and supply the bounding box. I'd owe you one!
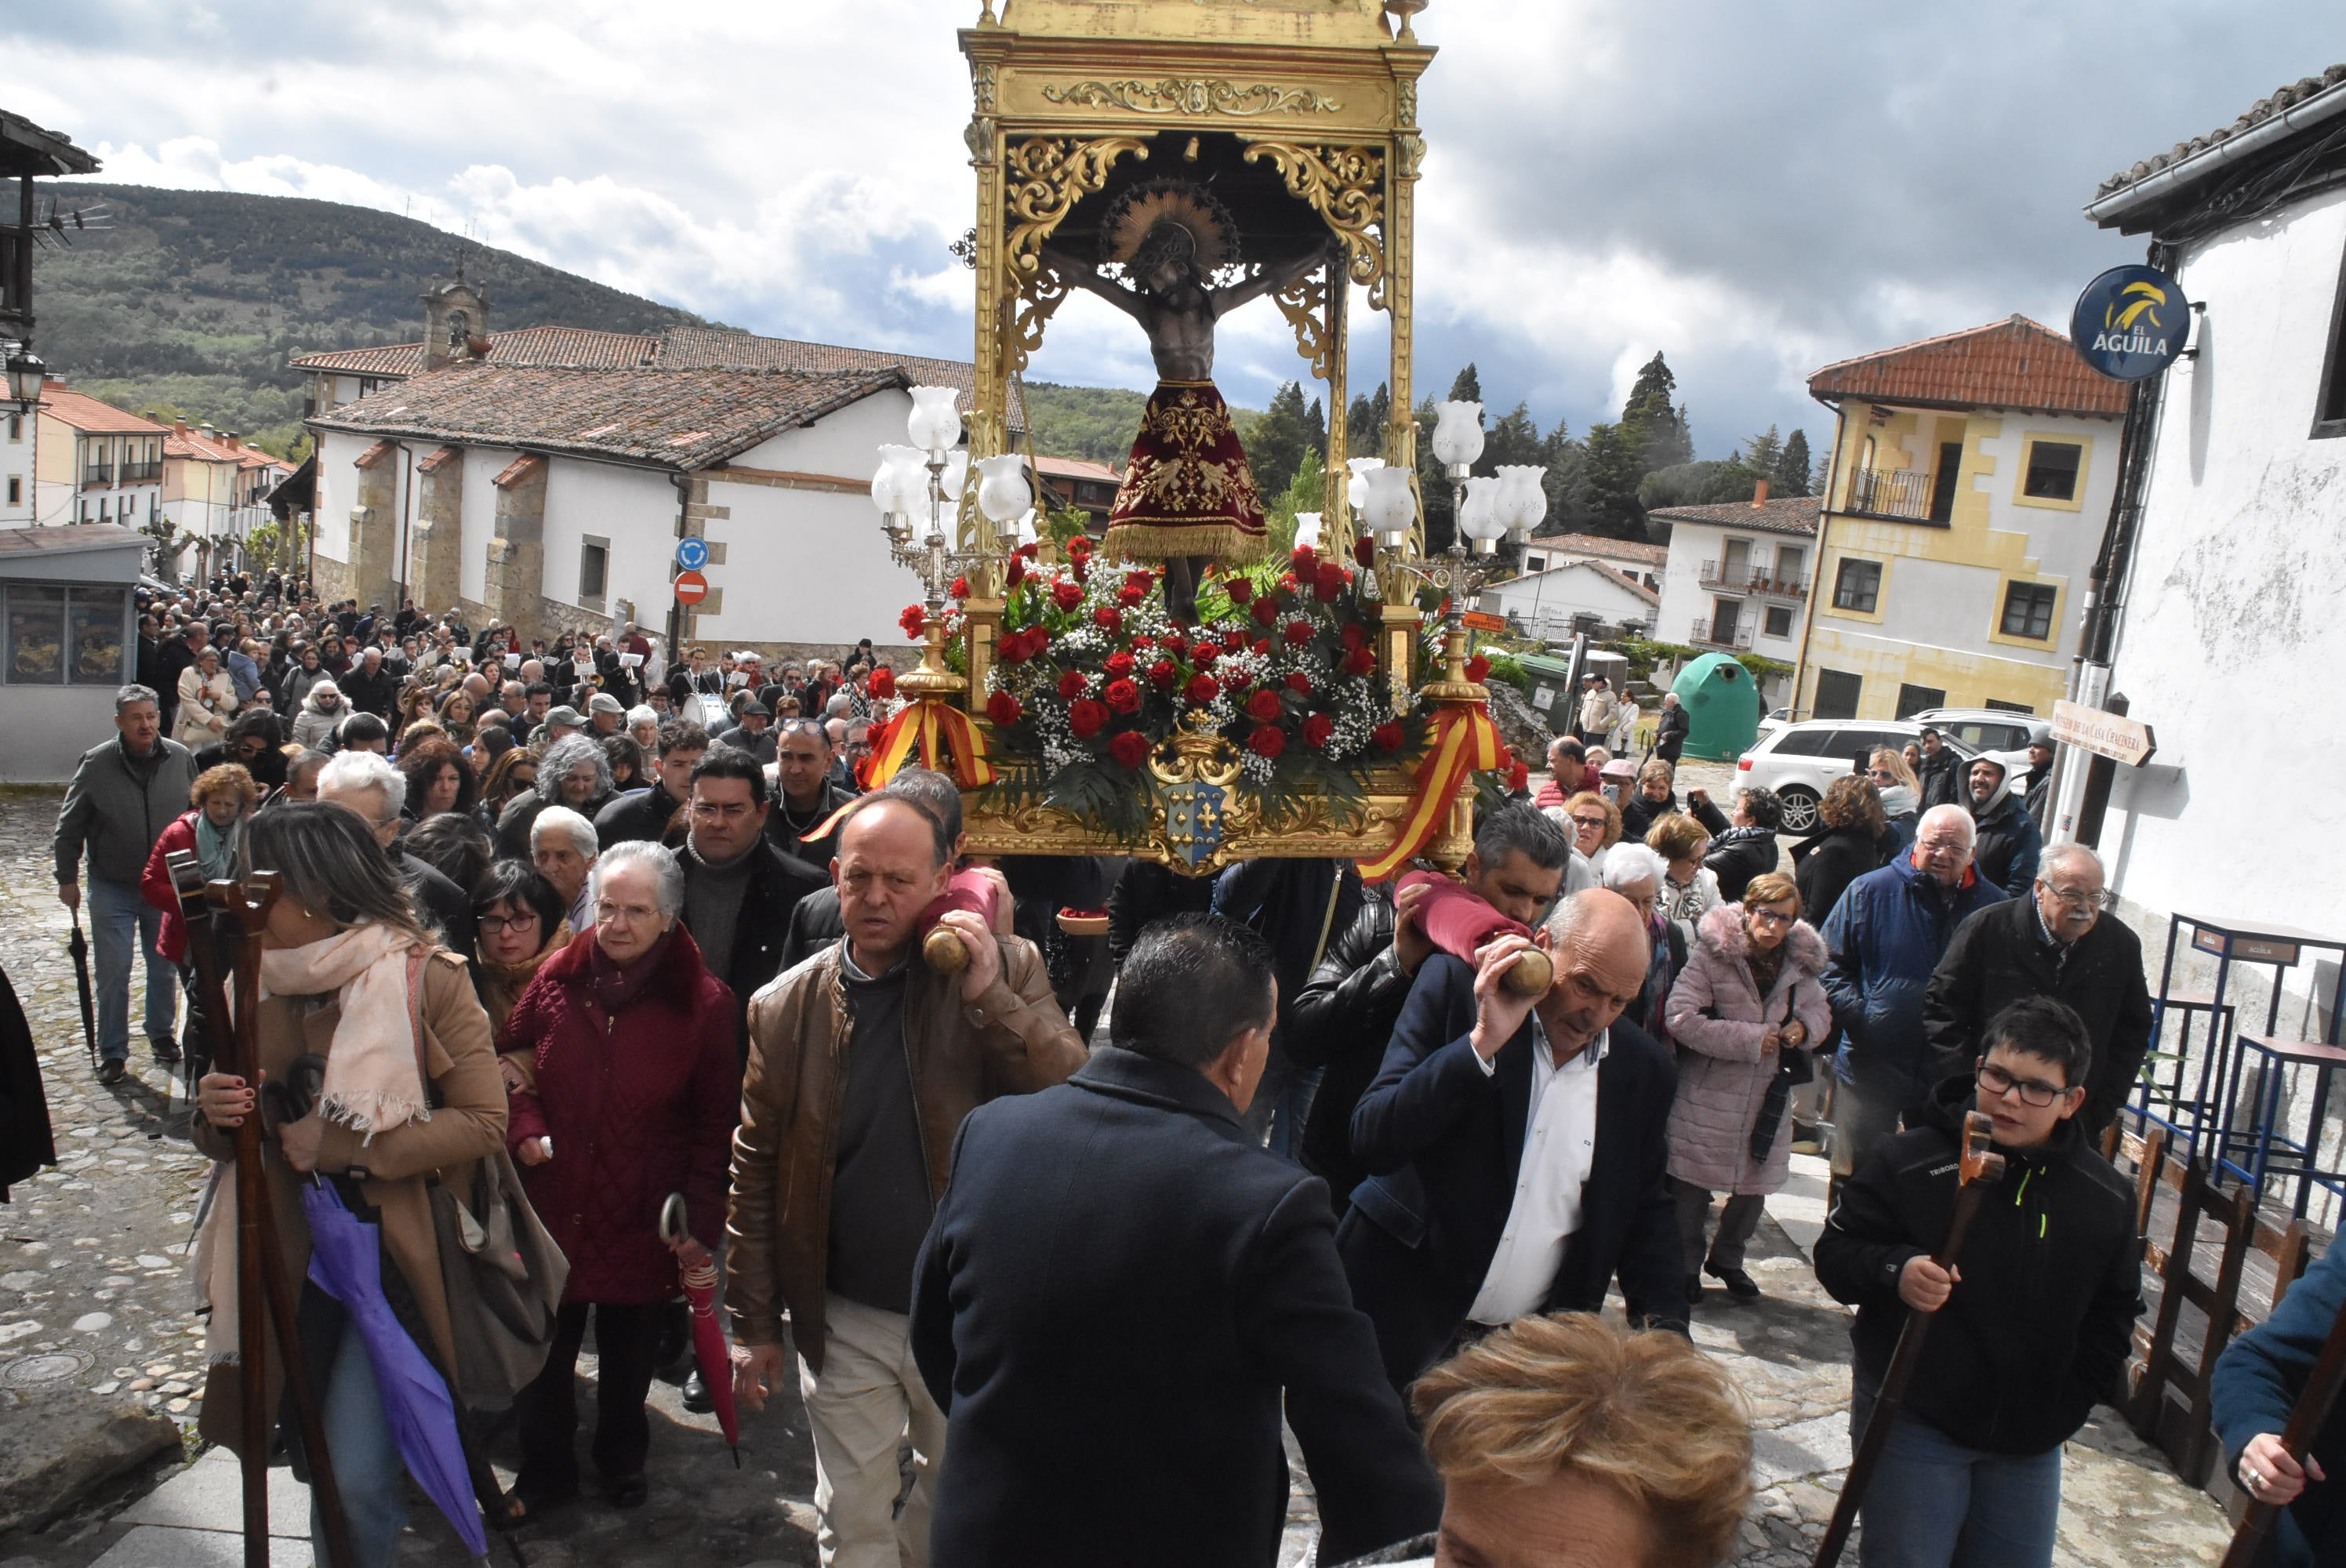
[1844,466,1937,521]
[1690,615,1754,651]
[118,459,162,483]
[81,466,112,489]
[1698,561,1810,599]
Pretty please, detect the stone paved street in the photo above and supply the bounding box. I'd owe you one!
[0,782,2234,1566]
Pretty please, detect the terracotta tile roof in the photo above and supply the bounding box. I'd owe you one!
[1644,495,1821,539]
[294,325,1023,431]
[36,383,169,436]
[2097,64,2346,198]
[1523,529,1669,565]
[1034,456,1118,481]
[1807,316,2129,419]
[310,361,910,470]
[491,454,545,489]
[162,425,292,473]
[290,325,660,377]
[416,445,462,475]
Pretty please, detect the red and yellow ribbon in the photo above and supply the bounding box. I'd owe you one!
[1360,703,1502,883]
[866,697,997,792]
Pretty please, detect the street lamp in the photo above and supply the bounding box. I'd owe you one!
[4,348,45,408]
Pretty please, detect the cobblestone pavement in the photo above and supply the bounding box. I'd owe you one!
[0,785,2233,1566]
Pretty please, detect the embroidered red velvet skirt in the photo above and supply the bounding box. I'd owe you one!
[1102,379,1269,564]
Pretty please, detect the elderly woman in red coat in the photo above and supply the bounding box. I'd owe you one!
[498,838,738,1515]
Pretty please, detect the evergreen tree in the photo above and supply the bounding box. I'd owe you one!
[1412,395,1456,552]
[1250,380,1311,498]
[1580,422,1648,539]
[1619,351,1693,474]
[1778,429,1813,498]
[1741,426,1784,488]
[1447,364,1484,404]
[1305,395,1327,457]
[1539,419,1589,535]
[1346,382,1390,459]
[1484,401,1545,470]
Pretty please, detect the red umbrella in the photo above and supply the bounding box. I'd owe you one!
[660,1194,741,1465]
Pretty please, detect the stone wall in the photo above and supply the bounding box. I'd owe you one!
[481,458,547,640]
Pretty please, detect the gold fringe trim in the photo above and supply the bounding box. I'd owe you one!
[1103,524,1269,562]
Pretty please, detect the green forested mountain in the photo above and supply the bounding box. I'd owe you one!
[1020,379,1261,465]
[25,184,705,455]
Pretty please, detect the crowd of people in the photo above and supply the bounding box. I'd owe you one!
[35,575,2336,1568]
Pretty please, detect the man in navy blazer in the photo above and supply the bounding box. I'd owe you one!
[910,913,1441,1567]
[1339,887,1687,1391]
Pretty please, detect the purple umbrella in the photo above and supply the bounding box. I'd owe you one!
[300,1178,488,1559]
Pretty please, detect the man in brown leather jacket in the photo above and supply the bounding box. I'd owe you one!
[726,793,1084,1568]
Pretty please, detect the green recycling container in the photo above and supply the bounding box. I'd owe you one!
[1515,653,1578,731]
[1670,653,1760,761]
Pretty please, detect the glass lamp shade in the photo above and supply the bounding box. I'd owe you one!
[1430,400,1485,468]
[1362,465,1417,542]
[940,449,971,504]
[1345,456,1385,513]
[906,385,963,454]
[1494,464,1549,535]
[1458,475,1509,543]
[873,445,926,517]
[4,350,44,406]
[974,454,1033,527]
[1293,511,1324,550]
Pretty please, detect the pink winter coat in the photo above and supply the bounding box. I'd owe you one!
[1663,902,1832,1196]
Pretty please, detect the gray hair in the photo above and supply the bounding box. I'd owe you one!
[318,748,406,821]
[626,704,658,729]
[531,804,599,861]
[538,733,613,801]
[2039,843,2102,883]
[591,838,684,916]
[1916,803,1976,846]
[116,683,159,712]
[1603,844,1669,894]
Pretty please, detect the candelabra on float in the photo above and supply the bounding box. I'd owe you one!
[870,386,1034,702]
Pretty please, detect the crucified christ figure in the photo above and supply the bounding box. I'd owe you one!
[1040,180,1329,622]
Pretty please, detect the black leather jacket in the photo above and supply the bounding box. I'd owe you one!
[1285,885,1408,1217]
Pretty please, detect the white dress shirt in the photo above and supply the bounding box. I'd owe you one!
[1467,1016,1607,1326]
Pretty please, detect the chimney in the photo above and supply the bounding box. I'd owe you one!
[173,420,188,437]
[1751,477,1770,506]
[226,433,241,450]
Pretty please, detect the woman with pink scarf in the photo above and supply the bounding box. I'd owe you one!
[192,804,507,1566]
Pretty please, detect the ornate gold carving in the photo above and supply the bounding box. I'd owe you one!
[1149,711,1246,790]
[1271,263,1335,381]
[1040,78,1344,117]
[971,61,999,115]
[1241,142,1387,303]
[1004,135,1151,280]
[1001,258,1071,376]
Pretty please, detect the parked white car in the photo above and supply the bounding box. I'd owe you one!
[1909,707,2042,782]
[1734,718,1977,833]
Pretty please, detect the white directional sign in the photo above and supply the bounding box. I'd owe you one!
[2051,699,2155,766]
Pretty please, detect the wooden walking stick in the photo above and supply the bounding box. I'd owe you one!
[1812,1111,2008,1568]
[2218,1301,2346,1568]
[176,865,356,1568]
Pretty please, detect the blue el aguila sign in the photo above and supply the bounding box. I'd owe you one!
[2071,264,2192,382]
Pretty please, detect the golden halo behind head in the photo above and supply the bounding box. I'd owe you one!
[1101,180,1238,273]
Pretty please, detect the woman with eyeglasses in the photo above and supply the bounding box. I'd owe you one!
[1644,811,1721,946]
[1552,789,1622,877]
[1663,870,1831,1305]
[472,861,571,1036]
[1868,746,1923,848]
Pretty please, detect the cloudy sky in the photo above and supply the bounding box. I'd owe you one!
[9,1,2338,458]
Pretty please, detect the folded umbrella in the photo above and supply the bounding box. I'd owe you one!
[661,1193,741,1464]
[67,912,96,1069]
[301,1178,488,1559]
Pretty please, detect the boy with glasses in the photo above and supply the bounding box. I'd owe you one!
[1817,996,2141,1568]
[1921,844,2152,1138]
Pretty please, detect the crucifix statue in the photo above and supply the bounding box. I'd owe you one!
[1042,180,1327,621]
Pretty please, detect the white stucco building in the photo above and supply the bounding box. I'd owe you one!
[1651,492,1820,706]
[1478,558,1657,642]
[1520,531,1666,591]
[0,405,31,527]
[2083,67,2346,937]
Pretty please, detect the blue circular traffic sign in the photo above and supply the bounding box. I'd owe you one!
[675,536,710,571]
[2071,265,2191,381]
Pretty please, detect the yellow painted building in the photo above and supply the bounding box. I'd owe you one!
[1792,316,2131,722]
